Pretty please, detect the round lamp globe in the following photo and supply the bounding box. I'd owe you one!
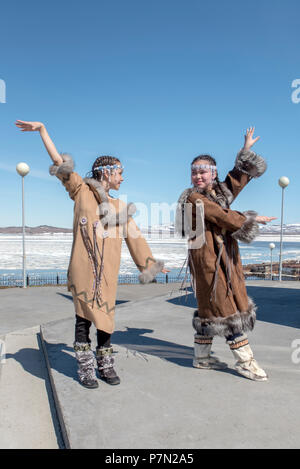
[16,162,30,177]
[278,176,290,188]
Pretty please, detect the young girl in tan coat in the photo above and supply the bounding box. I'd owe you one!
[176,128,276,381]
[16,120,167,389]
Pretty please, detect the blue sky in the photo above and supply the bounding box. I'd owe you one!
[0,0,300,228]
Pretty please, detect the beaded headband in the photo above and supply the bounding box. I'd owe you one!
[94,164,124,172]
[191,164,217,172]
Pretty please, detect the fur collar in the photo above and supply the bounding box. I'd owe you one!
[84,177,136,227]
[177,181,234,209]
[83,177,109,204]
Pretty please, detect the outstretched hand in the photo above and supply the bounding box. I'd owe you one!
[15,120,44,132]
[256,216,277,225]
[161,268,171,274]
[243,127,260,150]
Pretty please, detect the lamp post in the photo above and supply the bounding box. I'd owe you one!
[278,176,290,282]
[16,162,30,288]
[269,243,275,281]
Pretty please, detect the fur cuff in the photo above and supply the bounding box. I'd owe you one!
[235,149,267,178]
[138,260,164,284]
[192,297,256,337]
[231,210,259,244]
[49,153,74,177]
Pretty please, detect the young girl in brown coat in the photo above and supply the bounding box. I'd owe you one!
[176,128,276,381]
[16,120,168,389]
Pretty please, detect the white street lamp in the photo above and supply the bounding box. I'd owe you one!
[16,162,30,288]
[269,242,275,281]
[278,176,290,282]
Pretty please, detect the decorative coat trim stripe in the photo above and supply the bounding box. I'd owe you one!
[69,284,116,315]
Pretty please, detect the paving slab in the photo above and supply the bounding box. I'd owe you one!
[41,284,300,449]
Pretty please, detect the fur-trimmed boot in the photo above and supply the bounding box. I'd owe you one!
[74,342,99,389]
[96,346,120,385]
[193,335,227,370]
[226,334,268,381]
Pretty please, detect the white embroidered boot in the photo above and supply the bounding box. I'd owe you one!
[193,335,227,370]
[226,334,268,381]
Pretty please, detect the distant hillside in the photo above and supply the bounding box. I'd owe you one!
[0,225,72,234]
[1,223,300,236]
[258,224,300,235]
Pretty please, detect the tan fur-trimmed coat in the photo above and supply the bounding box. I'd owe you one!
[50,155,163,334]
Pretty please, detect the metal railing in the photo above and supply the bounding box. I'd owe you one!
[1,270,299,288]
[0,273,191,288]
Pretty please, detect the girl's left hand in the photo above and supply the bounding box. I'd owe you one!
[161,268,171,274]
[256,216,277,225]
[243,127,260,150]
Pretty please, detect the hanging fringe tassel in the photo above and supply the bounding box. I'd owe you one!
[80,221,105,308]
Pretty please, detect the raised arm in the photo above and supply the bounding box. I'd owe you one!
[15,120,63,166]
[16,120,83,200]
[222,127,267,202]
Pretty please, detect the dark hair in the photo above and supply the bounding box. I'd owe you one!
[191,154,217,166]
[91,155,121,180]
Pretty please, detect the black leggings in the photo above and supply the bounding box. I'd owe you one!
[75,315,111,348]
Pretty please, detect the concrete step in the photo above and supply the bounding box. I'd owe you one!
[0,326,63,449]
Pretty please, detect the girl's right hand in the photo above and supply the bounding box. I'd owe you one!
[15,120,44,132]
[256,216,277,225]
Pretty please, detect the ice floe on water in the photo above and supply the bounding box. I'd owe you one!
[1,234,300,274]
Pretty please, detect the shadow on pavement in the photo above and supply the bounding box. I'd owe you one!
[6,332,237,384]
[167,286,300,329]
[113,327,238,377]
[5,342,77,382]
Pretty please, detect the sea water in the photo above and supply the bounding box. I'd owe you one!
[0,233,299,278]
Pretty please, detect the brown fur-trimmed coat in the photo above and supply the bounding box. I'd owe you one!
[176,149,267,338]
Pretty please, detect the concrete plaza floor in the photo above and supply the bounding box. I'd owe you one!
[0,281,299,449]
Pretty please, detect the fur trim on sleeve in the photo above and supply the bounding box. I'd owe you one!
[49,153,74,177]
[231,210,259,244]
[138,260,164,284]
[234,149,267,178]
